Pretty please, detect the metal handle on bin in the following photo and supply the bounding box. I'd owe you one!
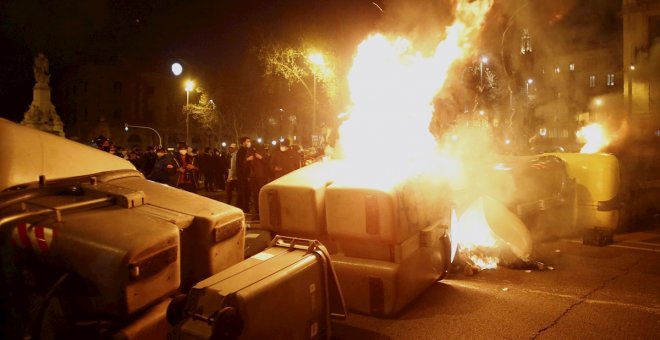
[270,235,348,322]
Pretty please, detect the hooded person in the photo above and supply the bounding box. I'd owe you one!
[269,138,301,179]
[148,147,176,185]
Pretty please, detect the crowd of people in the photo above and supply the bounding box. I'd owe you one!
[95,135,303,217]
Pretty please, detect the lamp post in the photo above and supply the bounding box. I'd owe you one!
[279,108,284,138]
[628,64,635,119]
[526,78,534,96]
[308,53,326,144]
[184,80,195,146]
[480,56,488,87]
[124,123,162,148]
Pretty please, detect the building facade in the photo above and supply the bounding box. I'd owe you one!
[55,58,224,150]
[622,0,660,138]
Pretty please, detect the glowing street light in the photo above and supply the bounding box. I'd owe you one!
[184,80,195,145]
[526,78,534,96]
[185,80,195,105]
[308,52,326,142]
[221,142,227,148]
[308,53,325,67]
[628,64,635,117]
[257,137,263,144]
[480,56,488,87]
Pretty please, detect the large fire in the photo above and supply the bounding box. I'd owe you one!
[452,197,499,269]
[337,0,493,173]
[577,123,610,153]
[333,0,510,270]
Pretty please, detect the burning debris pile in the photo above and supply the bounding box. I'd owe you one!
[450,195,548,275]
[328,0,549,274]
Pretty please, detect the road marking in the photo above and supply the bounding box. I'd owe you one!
[446,280,660,314]
[609,244,660,253]
[566,239,660,253]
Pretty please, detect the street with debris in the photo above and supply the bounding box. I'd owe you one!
[331,222,660,339]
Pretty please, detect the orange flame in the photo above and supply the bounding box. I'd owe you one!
[452,197,499,269]
[336,0,493,183]
[333,0,508,269]
[577,123,610,153]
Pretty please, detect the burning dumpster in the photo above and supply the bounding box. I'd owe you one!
[547,152,621,245]
[484,155,578,241]
[259,162,453,316]
[0,119,245,339]
[258,161,342,252]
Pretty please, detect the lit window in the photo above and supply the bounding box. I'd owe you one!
[589,75,596,88]
[539,128,547,137]
[520,29,532,54]
[569,63,575,71]
[607,74,615,86]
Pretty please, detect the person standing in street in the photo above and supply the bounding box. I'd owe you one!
[212,148,226,191]
[246,144,270,218]
[142,146,157,177]
[269,138,301,179]
[226,143,238,205]
[148,147,176,185]
[236,137,252,213]
[198,147,215,191]
[173,143,198,193]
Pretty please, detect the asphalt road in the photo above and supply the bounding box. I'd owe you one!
[200,189,660,339]
[331,225,660,340]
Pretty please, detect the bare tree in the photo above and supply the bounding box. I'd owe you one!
[499,0,531,130]
[183,87,219,129]
[256,42,337,101]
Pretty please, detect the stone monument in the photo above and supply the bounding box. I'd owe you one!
[21,53,65,137]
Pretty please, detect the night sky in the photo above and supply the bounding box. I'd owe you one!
[0,0,621,124]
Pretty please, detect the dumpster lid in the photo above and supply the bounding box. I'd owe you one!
[0,118,135,191]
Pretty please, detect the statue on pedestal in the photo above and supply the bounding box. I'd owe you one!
[33,53,50,85]
[21,53,65,137]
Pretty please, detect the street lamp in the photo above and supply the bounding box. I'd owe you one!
[628,64,635,119]
[526,78,534,96]
[184,80,195,145]
[308,52,326,143]
[480,56,488,87]
[279,108,285,137]
[124,123,162,147]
